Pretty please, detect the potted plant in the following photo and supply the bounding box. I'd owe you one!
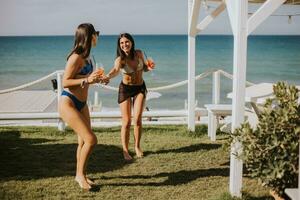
[228,82,299,199]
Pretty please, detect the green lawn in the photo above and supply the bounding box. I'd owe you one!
[0,125,272,200]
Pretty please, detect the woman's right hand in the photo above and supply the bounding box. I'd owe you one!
[87,71,101,84]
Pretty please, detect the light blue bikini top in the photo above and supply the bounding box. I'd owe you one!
[121,58,144,74]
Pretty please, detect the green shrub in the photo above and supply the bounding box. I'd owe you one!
[229,82,300,197]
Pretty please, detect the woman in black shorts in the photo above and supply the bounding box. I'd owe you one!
[103,33,155,160]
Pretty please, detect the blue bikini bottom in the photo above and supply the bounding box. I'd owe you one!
[61,90,86,111]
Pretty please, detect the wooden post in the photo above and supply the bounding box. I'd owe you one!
[212,70,221,136]
[57,72,65,131]
[187,0,197,132]
[187,0,201,131]
[213,70,220,104]
[94,91,99,106]
[229,0,248,197]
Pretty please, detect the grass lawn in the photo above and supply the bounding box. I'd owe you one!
[0,125,272,200]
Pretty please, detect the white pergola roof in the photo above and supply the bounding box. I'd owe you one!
[187,0,299,198]
[208,0,300,4]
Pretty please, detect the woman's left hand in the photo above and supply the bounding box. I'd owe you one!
[99,75,110,85]
[146,58,155,71]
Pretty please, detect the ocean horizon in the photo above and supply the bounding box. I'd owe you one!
[0,35,299,110]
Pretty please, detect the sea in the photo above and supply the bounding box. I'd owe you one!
[0,35,299,110]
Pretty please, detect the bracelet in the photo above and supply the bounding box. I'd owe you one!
[80,78,88,88]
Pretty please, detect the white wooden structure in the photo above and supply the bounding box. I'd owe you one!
[0,0,298,197]
[0,68,234,123]
[0,68,236,125]
[187,0,300,197]
[204,104,232,141]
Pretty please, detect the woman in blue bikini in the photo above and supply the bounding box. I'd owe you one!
[104,33,155,161]
[59,23,105,190]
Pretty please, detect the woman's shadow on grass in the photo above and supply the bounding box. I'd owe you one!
[144,143,222,156]
[0,130,126,181]
[101,167,229,186]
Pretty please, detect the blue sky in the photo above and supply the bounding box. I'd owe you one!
[0,0,299,36]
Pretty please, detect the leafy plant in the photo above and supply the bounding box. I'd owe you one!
[228,82,300,197]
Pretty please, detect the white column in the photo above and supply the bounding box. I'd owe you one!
[229,0,248,197]
[188,0,196,132]
[57,72,65,131]
[213,71,220,104]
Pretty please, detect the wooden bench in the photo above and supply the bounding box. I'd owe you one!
[204,104,232,141]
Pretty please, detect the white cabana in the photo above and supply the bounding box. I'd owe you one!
[187,0,300,198]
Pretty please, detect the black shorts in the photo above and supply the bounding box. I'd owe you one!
[118,81,147,104]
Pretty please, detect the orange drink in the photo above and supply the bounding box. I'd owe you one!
[146,57,155,70]
[96,67,105,76]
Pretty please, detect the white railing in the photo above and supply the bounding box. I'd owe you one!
[0,68,254,130]
[0,108,208,120]
[0,70,64,94]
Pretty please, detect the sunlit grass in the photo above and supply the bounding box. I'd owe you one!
[0,125,272,200]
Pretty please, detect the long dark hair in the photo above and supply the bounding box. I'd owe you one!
[116,33,135,60]
[67,23,97,60]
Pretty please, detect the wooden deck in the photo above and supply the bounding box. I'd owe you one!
[0,90,57,113]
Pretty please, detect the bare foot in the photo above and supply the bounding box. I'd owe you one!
[75,176,91,190]
[135,147,144,158]
[75,174,95,185]
[123,151,133,161]
[86,177,95,185]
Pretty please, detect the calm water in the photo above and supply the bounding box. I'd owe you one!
[0,35,299,109]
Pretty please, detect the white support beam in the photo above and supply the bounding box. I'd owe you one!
[225,0,237,35]
[56,72,65,131]
[189,0,201,37]
[188,0,196,131]
[212,70,221,104]
[188,37,196,132]
[196,2,226,33]
[248,0,287,35]
[229,0,248,197]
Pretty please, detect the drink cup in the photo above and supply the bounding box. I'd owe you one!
[146,57,155,70]
[96,62,105,77]
[96,67,105,76]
